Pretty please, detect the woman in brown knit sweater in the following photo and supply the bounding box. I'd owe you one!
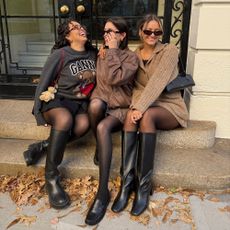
[112,14,189,216]
[85,17,138,225]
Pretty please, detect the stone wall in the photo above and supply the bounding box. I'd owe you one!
[186,0,230,138]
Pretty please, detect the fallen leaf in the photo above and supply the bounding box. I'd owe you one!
[219,205,230,213]
[162,210,173,223]
[77,224,88,228]
[5,218,21,229]
[50,217,59,225]
[208,197,220,202]
[19,215,37,226]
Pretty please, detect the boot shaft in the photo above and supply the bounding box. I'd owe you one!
[45,129,70,176]
[121,131,139,176]
[136,132,156,182]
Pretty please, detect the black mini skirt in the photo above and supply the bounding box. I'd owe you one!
[41,95,88,116]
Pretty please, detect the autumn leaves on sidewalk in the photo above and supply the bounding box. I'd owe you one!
[1,172,229,229]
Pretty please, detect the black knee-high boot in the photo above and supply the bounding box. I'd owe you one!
[111,131,138,212]
[131,132,156,216]
[45,128,70,209]
[23,139,49,166]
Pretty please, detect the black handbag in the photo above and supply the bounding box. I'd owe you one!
[165,57,195,93]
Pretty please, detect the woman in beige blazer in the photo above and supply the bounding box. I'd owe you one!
[112,14,189,216]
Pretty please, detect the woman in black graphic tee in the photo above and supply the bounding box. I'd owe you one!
[26,19,97,210]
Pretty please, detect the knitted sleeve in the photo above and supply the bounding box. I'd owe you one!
[132,44,179,113]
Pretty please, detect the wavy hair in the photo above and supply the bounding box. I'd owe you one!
[52,19,96,52]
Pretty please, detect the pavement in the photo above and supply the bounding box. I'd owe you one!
[0,186,229,230]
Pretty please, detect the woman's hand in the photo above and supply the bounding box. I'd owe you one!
[105,32,119,49]
[130,109,142,124]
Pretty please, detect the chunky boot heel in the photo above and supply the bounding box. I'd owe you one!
[131,132,156,216]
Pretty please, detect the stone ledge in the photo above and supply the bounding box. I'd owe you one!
[0,99,216,149]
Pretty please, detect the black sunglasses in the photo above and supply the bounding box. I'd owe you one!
[104,29,120,34]
[142,29,163,36]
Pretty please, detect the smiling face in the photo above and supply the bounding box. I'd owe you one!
[139,20,162,47]
[66,21,87,44]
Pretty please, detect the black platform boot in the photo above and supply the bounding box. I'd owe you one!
[45,129,70,209]
[111,131,138,213]
[131,132,156,216]
[23,139,49,166]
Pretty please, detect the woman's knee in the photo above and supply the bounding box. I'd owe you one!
[88,99,105,114]
[139,109,158,132]
[96,121,111,137]
[54,112,73,131]
[73,114,90,137]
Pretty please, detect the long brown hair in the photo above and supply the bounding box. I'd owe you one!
[138,14,163,33]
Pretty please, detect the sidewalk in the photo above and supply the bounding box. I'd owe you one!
[0,175,229,230]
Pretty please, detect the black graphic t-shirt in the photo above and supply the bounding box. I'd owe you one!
[56,46,96,99]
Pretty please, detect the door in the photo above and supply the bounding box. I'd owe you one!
[0,0,93,98]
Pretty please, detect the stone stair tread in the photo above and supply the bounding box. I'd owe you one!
[0,99,216,148]
[18,51,50,55]
[17,62,44,68]
[0,138,229,191]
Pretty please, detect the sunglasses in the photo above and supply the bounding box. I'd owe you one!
[104,29,120,34]
[142,29,163,36]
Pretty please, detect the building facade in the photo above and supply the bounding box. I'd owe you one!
[0,0,229,138]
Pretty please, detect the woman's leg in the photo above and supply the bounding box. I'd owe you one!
[85,115,122,225]
[111,110,139,212]
[131,107,179,215]
[72,113,90,139]
[43,107,73,209]
[88,99,107,165]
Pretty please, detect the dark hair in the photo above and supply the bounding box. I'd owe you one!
[52,19,96,52]
[106,17,129,50]
[138,14,163,32]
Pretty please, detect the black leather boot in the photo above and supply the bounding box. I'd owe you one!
[23,139,49,166]
[111,131,138,213]
[45,129,70,209]
[85,190,110,225]
[131,132,156,216]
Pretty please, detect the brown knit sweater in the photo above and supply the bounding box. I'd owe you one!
[131,42,189,128]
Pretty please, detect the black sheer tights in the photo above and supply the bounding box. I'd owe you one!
[124,106,179,133]
[96,115,122,199]
[43,107,89,138]
[88,99,122,199]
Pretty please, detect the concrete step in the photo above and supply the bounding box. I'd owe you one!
[0,138,229,191]
[18,51,49,64]
[26,41,53,52]
[0,99,216,148]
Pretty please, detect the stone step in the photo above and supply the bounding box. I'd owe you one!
[26,41,53,52]
[18,51,49,64]
[0,138,229,191]
[0,99,216,148]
